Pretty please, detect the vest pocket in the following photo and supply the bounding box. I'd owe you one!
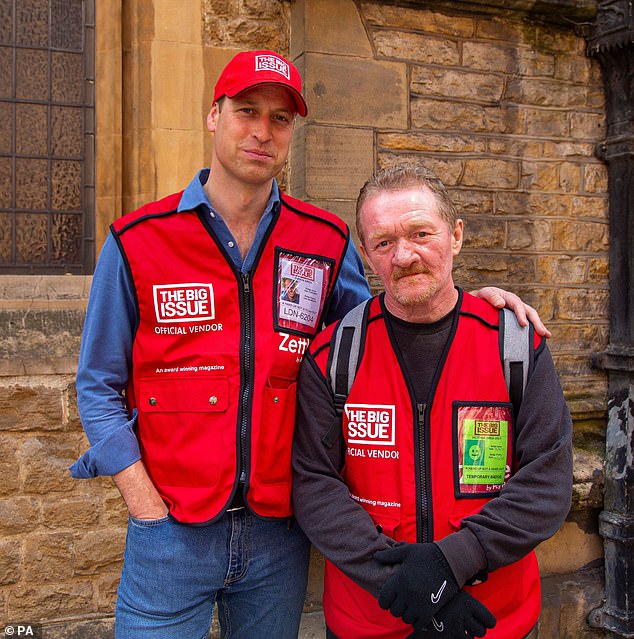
[257,376,297,486]
[139,375,229,413]
[137,375,231,486]
[364,511,401,541]
[448,502,489,532]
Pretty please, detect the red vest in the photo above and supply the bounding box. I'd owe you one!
[313,293,541,639]
[112,190,350,523]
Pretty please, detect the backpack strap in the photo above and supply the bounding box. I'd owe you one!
[499,307,534,422]
[322,299,371,448]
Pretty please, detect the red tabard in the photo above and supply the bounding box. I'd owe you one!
[312,293,541,639]
[112,190,349,523]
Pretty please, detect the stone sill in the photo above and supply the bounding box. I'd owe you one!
[0,275,92,300]
[0,275,91,377]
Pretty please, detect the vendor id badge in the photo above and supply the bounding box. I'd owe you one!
[454,402,513,496]
[274,249,334,337]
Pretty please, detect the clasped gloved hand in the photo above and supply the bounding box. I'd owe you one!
[406,590,496,639]
[374,542,459,629]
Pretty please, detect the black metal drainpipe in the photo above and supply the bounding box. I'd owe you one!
[586,2,634,637]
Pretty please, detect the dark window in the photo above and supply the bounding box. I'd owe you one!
[0,0,95,274]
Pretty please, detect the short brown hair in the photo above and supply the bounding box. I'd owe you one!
[356,163,458,244]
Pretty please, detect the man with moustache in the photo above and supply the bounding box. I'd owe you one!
[292,163,572,639]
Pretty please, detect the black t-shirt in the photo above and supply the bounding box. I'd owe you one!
[384,308,454,405]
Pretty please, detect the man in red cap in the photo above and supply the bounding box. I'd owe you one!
[212,50,308,116]
[71,50,547,638]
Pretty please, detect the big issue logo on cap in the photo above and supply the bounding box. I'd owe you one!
[213,49,308,116]
[255,53,290,79]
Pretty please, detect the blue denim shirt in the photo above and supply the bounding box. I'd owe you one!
[70,170,370,478]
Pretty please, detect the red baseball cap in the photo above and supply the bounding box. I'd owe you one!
[213,50,308,117]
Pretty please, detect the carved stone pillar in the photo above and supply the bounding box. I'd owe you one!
[586,2,634,637]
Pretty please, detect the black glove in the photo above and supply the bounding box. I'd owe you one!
[374,543,459,628]
[406,590,496,638]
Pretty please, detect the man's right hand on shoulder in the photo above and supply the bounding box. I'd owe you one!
[113,461,169,519]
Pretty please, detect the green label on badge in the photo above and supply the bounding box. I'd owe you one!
[461,419,508,485]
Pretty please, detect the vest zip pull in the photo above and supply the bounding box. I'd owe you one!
[239,272,252,484]
[417,402,430,543]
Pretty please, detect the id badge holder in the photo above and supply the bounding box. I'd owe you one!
[453,402,513,497]
[274,249,334,337]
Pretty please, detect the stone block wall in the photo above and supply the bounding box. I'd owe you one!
[0,276,127,637]
[0,0,611,637]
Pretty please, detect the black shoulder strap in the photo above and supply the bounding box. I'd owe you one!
[499,307,534,422]
[328,300,369,413]
[321,299,371,448]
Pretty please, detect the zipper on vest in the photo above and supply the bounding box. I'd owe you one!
[239,272,253,484]
[416,402,430,543]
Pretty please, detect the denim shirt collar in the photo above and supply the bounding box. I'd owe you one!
[177,169,280,272]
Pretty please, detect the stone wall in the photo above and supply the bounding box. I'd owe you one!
[0,276,126,638]
[0,0,609,637]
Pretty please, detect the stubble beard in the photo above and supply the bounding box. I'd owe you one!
[390,267,437,307]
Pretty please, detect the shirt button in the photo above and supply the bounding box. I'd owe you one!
[209,211,215,219]
[149,397,157,406]
[228,241,235,248]
[209,396,218,405]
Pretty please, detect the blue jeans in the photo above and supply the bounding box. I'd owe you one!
[115,509,311,639]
